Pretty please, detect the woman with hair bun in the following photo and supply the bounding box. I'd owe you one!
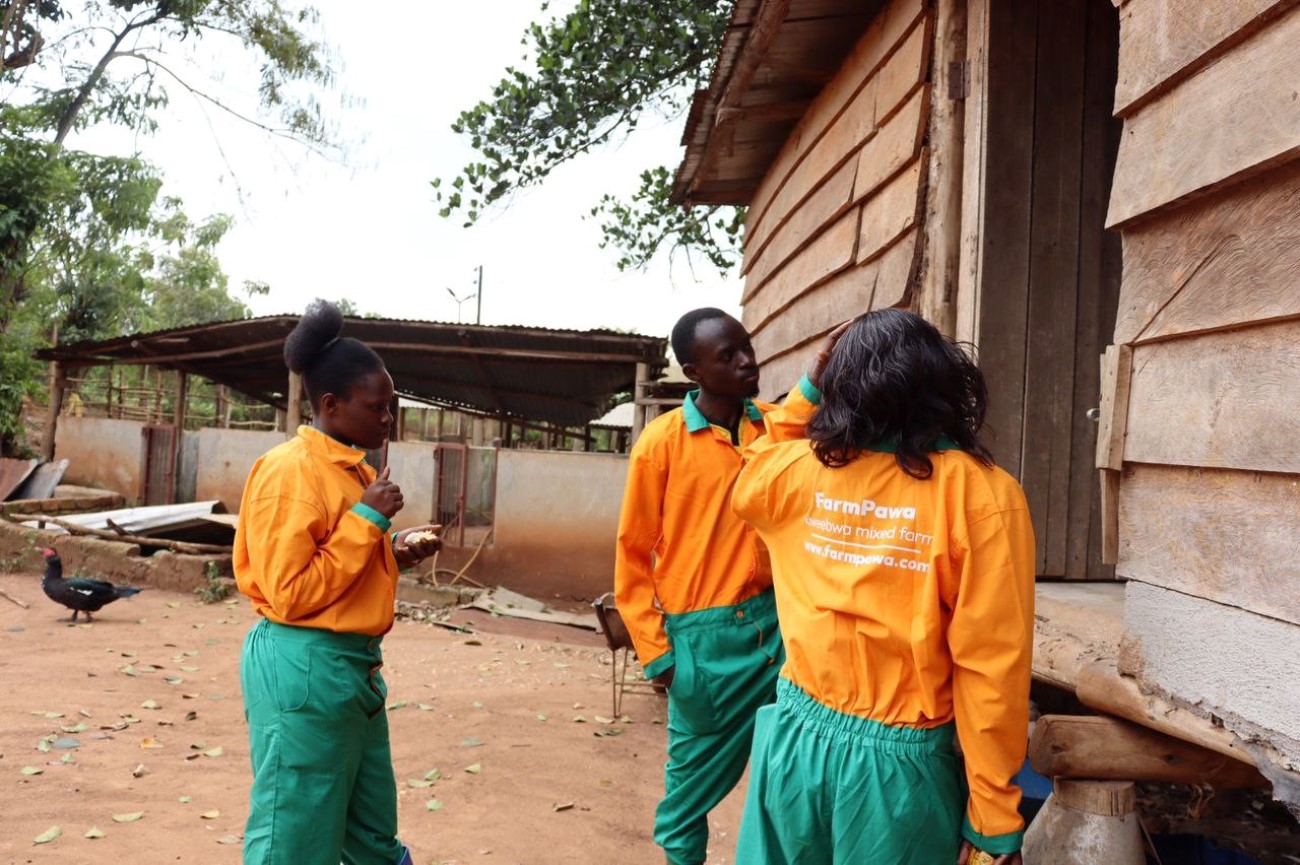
[234,299,440,865]
[731,309,1034,865]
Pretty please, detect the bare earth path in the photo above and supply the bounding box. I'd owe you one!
[0,571,745,865]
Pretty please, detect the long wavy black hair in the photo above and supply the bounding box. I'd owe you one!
[807,309,992,478]
[283,299,385,409]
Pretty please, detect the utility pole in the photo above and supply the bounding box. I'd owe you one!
[474,264,483,325]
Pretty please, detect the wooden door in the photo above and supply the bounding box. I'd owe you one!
[961,0,1122,578]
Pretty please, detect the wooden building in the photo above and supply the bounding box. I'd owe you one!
[674,0,1300,811]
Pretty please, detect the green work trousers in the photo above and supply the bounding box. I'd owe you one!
[655,588,783,865]
[240,618,406,865]
[735,678,965,865]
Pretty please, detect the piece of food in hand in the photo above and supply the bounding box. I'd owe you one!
[404,529,440,544]
[968,850,996,865]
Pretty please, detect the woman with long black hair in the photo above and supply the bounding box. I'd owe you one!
[732,309,1034,865]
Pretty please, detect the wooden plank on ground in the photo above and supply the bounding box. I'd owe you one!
[1021,0,1087,576]
[1124,320,1300,473]
[741,207,862,318]
[856,155,923,265]
[1114,0,1293,115]
[1118,463,1300,626]
[750,229,918,361]
[971,0,1037,480]
[1106,5,1300,228]
[1113,158,1300,345]
[852,85,929,204]
[743,159,860,299]
[745,0,926,246]
[1029,714,1269,787]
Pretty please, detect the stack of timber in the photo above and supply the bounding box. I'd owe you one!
[1101,0,1300,810]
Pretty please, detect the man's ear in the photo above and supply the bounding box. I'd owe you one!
[681,362,701,384]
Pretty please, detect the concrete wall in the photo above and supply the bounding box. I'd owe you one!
[55,416,146,503]
[478,449,626,600]
[387,441,437,532]
[194,428,284,512]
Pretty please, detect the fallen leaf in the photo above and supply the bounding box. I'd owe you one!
[472,701,485,709]
[121,651,137,658]
[185,711,198,721]
[204,746,224,758]
[536,713,548,722]
[34,826,61,844]
[42,711,64,719]
[178,796,192,803]
[201,810,220,820]
[121,715,141,724]
[417,702,435,711]
[21,766,43,775]
[167,602,180,609]
[425,768,442,781]
[140,738,163,749]
[112,812,144,823]
[407,778,434,788]
[141,700,160,710]
[461,737,483,748]
[464,763,482,775]
[553,662,571,669]
[573,716,587,724]
[60,752,75,764]
[386,700,407,712]
[84,827,105,839]
[132,764,147,778]
[216,835,241,845]
[594,728,623,738]
[593,715,615,725]
[180,665,199,673]
[553,802,575,812]
[425,799,443,811]
[165,677,184,685]
[36,739,51,753]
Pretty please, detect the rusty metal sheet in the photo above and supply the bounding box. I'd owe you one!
[0,458,38,501]
[10,458,69,502]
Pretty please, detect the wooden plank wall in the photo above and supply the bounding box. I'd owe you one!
[972,0,1121,578]
[1108,0,1300,787]
[740,0,933,397]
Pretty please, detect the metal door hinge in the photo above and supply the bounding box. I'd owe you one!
[948,59,970,100]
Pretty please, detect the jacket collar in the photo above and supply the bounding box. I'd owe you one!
[682,389,764,433]
[298,425,369,466]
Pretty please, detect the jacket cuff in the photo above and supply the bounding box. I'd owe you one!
[643,650,675,680]
[350,502,392,532]
[798,373,822,404]
[961,814,1024,856]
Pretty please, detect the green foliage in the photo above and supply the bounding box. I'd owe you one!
[195,559,233,603]
[433,0,742,273]
[590,165,743,273]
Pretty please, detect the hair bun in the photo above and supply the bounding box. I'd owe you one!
[283,298,345,373]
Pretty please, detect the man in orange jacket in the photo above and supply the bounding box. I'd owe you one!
[614,308,785,865]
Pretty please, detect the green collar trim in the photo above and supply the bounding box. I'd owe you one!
[682,389,763,433]
[867,435,960,454]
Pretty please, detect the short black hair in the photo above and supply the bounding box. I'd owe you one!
[283,299,385,408]
[671,307,733,365]
[807,308,992,478]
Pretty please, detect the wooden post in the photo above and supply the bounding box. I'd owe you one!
[173,371,188,430]
[955,0,990,345]
[215,385,228,429]
[285,370,303,440]
[631,362,649,445]
[40,361,68,461]
[106,363,115,418]
[919,0,967,336]
[420,407,431,441]
[396,405,407,441]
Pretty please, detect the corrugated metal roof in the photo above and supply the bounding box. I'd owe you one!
[36,316,669,429]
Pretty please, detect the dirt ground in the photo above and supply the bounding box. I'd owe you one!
[0,570,746,865]
[7,565,1300,865]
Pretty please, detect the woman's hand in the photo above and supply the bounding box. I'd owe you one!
[393,524,442,567]
[809,320,854,390]
[362,466,404,518]
[957,841,1022,865]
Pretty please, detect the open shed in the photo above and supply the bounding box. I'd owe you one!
[673,0,1300,818]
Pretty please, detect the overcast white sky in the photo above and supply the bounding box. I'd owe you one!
[52,0,742,339]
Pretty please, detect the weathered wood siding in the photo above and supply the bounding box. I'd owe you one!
[1108,0,1300,795]
[741,0,932,397]
[961,0,1122,578]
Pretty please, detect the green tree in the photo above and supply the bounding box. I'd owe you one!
[0,0,335,454]
[433,0,742,274]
